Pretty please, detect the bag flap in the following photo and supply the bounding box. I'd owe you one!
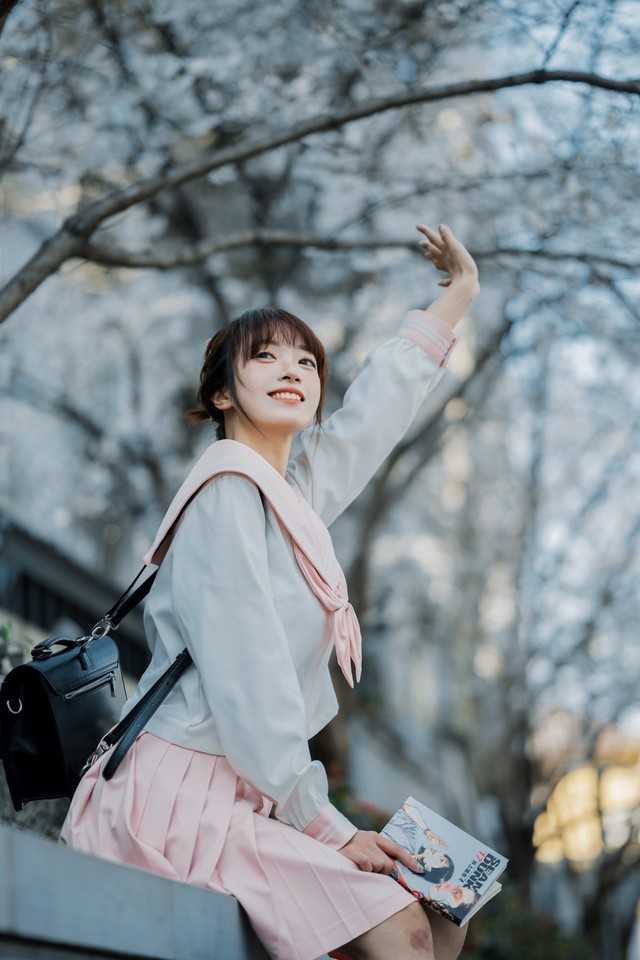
[6,635,121,698]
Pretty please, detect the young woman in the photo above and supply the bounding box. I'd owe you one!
[61,224,479,960]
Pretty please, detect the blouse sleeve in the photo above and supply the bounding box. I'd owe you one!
[287,309,458,527]
[168,475,357,849]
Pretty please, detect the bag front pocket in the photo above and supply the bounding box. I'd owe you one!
[64,671,117,702]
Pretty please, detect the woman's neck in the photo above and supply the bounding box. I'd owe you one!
[223,425,292,478]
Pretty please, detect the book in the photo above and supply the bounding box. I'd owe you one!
[380,796,508,926]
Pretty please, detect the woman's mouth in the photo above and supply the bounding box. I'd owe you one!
[269,391,304,403]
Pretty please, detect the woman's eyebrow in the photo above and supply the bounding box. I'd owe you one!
[263,340,314,352]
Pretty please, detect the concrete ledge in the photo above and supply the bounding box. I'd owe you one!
[0,824,271,959]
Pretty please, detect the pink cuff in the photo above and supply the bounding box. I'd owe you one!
[396,309,458,368]
[302,803,358,850]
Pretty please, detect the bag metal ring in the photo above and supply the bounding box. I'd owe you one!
[6,698,22,715]
[81,617,113,651]
[91,618,113,640]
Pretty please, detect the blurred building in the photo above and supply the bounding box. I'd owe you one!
[0,518,149,681]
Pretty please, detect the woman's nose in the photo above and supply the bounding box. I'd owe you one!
[279,367,301,382]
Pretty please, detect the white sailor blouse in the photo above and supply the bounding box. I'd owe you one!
[123,309,458,850]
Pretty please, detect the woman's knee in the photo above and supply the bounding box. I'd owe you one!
[341,901,435,960]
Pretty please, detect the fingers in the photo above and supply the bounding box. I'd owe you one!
[416,223,452,273]
[416,223,445,245]
[339,831,398,875]
[417,224,444,257]
[377,836,424,874]
[352,852,396,874]
[416,222,455,250]
[435,223,455,243]
[342,831,458,877]
[348,848,396,874]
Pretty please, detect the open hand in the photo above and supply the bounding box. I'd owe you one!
[416,223,479,292]
[338,830,426,875]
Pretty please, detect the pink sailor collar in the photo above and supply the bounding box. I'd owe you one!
[144,439,362,687]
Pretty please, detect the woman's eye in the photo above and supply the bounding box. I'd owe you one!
[300,357,317,368]
[254,351,274,359]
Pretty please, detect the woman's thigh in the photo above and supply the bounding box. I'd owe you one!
[338,901,467,960]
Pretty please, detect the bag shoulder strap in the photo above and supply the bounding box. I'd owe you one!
[86,560,195,781]
[103,566,158,631]
[100,647,193,781]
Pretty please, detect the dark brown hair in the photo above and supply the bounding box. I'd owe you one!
[186,307,329,439]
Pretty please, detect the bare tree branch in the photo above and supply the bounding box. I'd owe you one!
[79,233,639,272]
[79,233,413,267]
[477,247,637,271]
[0,0,22,38]
[542,0,583,68]
[1,67,638,325]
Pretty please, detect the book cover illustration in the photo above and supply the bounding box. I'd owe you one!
[381,796,508,926]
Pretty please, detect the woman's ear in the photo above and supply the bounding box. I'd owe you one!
[212,388,233,410]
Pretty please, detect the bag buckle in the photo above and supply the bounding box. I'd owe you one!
[80,737,112,778]
[80,617,116,652]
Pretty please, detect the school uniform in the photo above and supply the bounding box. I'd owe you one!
[61,309,458,960]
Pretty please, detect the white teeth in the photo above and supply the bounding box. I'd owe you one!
[270,392,302,401]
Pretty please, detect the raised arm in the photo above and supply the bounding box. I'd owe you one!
[287,224,479,527]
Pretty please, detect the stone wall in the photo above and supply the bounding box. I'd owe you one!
[0,824,329,960]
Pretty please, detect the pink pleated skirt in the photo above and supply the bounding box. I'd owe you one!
[60,732,415,960]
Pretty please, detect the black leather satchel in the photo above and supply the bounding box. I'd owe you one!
[0,631,127,810]
[0,566,191,811]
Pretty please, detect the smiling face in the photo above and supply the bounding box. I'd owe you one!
[222,338,322,438]
[202,308,328,446]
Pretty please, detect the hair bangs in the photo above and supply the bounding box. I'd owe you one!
[234,309,323,368]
